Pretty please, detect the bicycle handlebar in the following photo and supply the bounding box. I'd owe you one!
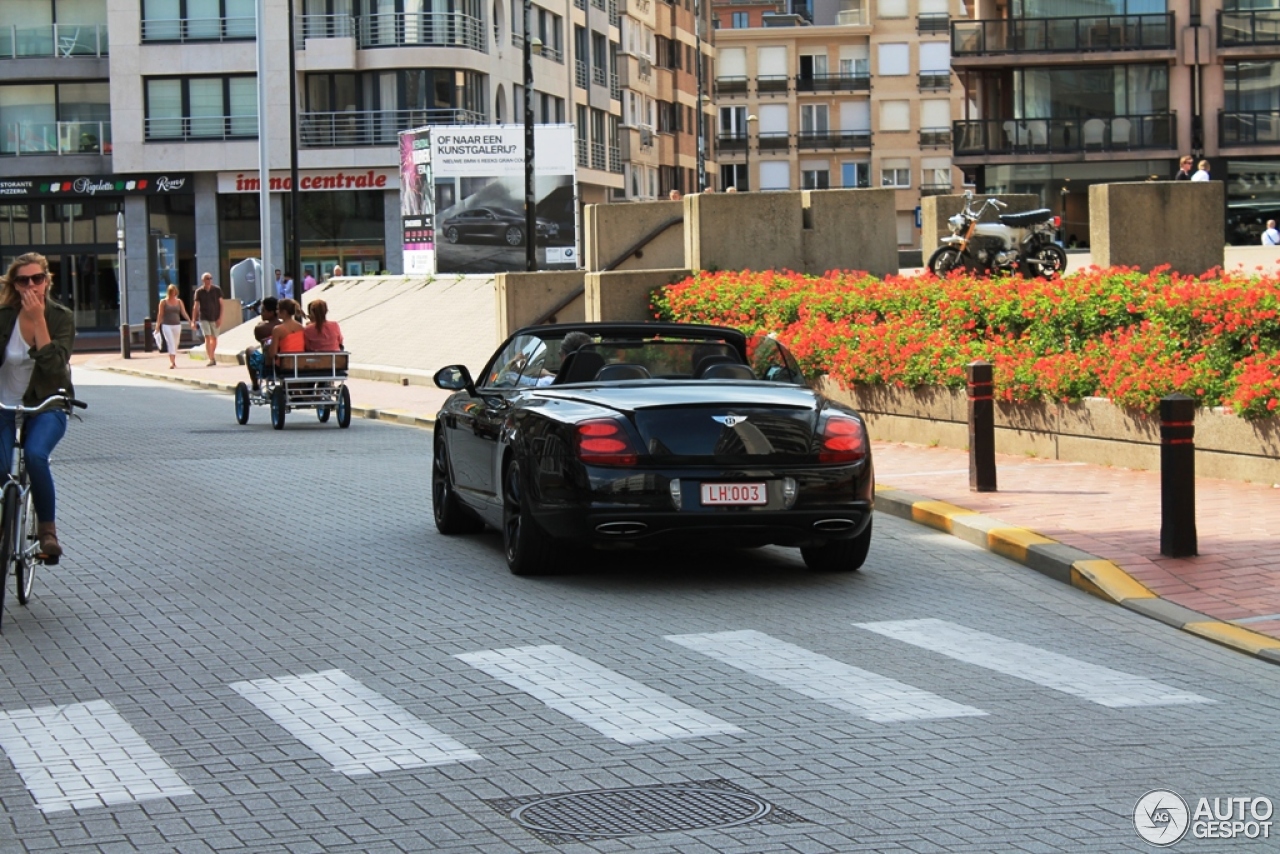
[0,392,86,415]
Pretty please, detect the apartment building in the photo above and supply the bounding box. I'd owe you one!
[952,0,1280,245]
[712,0,961,247]
[0,0,623,333]
[616,0,717,198]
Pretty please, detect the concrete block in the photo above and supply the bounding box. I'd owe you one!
[1089,181,1225,275]
[921,194,1039,255]
[586,268,692,322]
[685,191,805,272]
[496,271,587,338]
[801,188,899,276]
[583,200,684,272]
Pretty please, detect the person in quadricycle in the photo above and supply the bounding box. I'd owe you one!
[0,253,75,559]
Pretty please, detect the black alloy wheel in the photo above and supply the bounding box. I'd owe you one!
[270,386,287,430]
[502,459,558,576]
[336,386,352,428]
[234,382,251,424]
[432,435,485,535]
[800,518,873,572]
[317,406,331,423]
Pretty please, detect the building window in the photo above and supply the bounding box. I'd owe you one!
[760,161,790,190]
[881,159,911,187]
[801,168,829,189]
[841,161,869,188]
[145,76,257,140]
[141,0,257,42]
[721,163,747,190]
[878,43,909,76]
[880,100,910,132]
[731,11,748,27]
[878,0,907,17]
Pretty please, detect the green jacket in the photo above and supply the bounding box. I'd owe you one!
[0,299,75,405]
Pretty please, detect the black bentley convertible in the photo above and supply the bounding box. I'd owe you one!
[432,322,875,576]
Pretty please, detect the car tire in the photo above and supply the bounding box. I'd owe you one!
[445,226,460,244]
[504,226,525,247]
[502,458,559,576]
[433,434,485,535]
[800,518,872,572]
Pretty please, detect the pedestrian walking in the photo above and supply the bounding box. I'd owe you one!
[155,284,191,369]
[191,272,223,366]
[303,271,317,292]
[1264,220,1280,247]
[1173,155,1194,180]
[1191,160,1211,181]
[277,272,294,301]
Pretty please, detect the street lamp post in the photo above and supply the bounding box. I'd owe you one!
[117,212,129,358]
[522,0,538,272]
[744,114,757,191]
[695,0,705,191]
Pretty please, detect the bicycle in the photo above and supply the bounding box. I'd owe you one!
[0,391,86,629]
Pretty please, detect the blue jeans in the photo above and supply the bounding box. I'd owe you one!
[0,409,67,523]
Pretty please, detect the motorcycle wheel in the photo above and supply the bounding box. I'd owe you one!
[1028,244,1067,278]
[927,246,966,277]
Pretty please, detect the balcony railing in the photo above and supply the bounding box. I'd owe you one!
[758,75,789,94]
[919,72,950,90]
[953,113,1175,156]
[797,130,870,149]
[608,0,620,26]
[298,108,485,147]
[952,13,1174,56]
[298,13,356,42]
[2,121,112,156]
[608,144,622,173]
[592,64,607,86]
[758,131,790,151]
[610,73,620,100]
[1219,10,1280,46]
[836,9,865,25]
[920,127,951,147]
[796,73,870,92]
[920,182,953,197]
[357,13,485,52]
[0,23,109,57]
[145,115,258,142]
[514,35,564,62]
[576,137,588,166]
[918,12,949,33]
[1220,110,1280,146]
[575,60,589,89]
[715,76,748,96]
[590,140,606,170]
[142,16,254,42]
[717,132,747,151]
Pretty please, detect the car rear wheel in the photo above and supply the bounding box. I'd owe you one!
[800,518,872,572]
[502,459,559,576]
[504,225,525,247]
[445,226,460,244]
[433,435,484,535]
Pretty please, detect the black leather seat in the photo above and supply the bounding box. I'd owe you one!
[700,363,756,380]
[595,363,651,381]
[693,354,738,378]
[552,350,605,384]
[998,208,1054,228]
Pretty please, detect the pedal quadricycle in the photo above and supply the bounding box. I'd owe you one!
[234,352,352,430]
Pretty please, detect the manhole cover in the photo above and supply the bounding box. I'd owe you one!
[487,778,805,843]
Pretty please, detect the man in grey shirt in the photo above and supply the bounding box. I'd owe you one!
[191,272,223,366]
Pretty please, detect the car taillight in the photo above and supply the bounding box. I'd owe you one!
[818,413,867,463]
[575,418,640,466]
[1053,215,1062,228]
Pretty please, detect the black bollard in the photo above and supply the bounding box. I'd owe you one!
[143,318,155,353]
[120,323,131,359]
[1160,394,1197,557]
[967,360,997,492]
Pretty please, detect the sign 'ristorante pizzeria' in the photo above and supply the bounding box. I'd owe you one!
[217,169,399,193]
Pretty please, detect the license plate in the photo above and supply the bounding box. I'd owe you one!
[700,482,768,506]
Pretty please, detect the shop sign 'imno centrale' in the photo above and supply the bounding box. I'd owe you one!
[217,169,400,193]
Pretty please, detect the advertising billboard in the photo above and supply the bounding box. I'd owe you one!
[399,128,435,275]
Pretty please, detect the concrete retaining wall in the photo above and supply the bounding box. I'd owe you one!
[586,268,692,322]
[820,380,1280,485]
[920,194,1040,256]
[496,271,586,337]
[583,200,684,272]
[1090,181,1225,275]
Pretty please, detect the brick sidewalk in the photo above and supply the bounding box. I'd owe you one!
[80,350,1280,645]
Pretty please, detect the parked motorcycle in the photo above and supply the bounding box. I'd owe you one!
[927,191,1068,278]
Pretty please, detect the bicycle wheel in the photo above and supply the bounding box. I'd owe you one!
[15,491,36,604]
[0,488,15,625]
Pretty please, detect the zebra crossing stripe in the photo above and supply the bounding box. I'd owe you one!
[854,619,1215,708]
[455,644,744,744]
[0,699,193,813]
[229,669,481,775]
[664,629,988,722]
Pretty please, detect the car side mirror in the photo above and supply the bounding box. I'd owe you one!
[434,365,476,396]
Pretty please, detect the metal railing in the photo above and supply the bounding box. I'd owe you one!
[576,137,588,166]
[758,131,790,150]
[0,23,109,58]
[298,108,485,147]
[920,127,951,147]
[757,75,789,94]
[919,72,950,90]
[357,12,486,52]
[298,13,356,42]
[590,140,606,169]
[608,144,622,173]
[609,73,620,100]
[797,130,870,148]
[2,121,112,156]
[952,12,1174,55]
[715,76,748,96]
[145,114,258,142]
[541,43,563,62]
[608,0,620,26]
[575,59,589,89]
[796,72,870,92]
[920,182,953,196]
[953,113,1175,155]
[592,64,607,86]
[917,12,949,33]
[1218,10,1280,46]
[836,9,865,25]
[142,16,254,42]
[717,132,747,151]
[575,0,585,10]
[1220,110,1280,146]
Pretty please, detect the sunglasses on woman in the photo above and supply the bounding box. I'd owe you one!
[13,273,48,287]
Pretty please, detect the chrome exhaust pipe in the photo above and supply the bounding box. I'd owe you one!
[596,521,649,536]
[813,518,857,532]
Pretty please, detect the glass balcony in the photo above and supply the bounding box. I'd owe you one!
[953,113,1175,156]
[1218,10,1280,47]
[920,183,953,196]
[758,131,790,151]
[952,13,1174,56]
[298,108,485,147]
[357,13,486,52]
[297,14,356,46]
[920,127,951,147]
[714,76,748,96]
[2,121,112,156]
[717,132,747,152]
[145,115,258,142]
[836,9,865,25]
[142,16,254,42]
[918,72,950,91]
[1220,110,1280,146]
[918,12,949,33]
[795,73,870,92]
[0,23,109,57]
[797,130,870,149]
[757,75,789,95]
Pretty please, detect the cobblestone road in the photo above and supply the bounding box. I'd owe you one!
[1,371,1277,853]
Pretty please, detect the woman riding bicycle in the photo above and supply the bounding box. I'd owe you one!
[0,253,75,559]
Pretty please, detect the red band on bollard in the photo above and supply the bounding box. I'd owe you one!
[1161,421,1195,428]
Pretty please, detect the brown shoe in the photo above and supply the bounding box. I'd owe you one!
[37,522,61,560]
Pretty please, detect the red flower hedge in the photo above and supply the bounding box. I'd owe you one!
[651,266,1280,418]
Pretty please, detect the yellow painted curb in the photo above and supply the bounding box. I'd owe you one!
[987,527,1056,562]
[911,500,978,532]
[1183,621,1280,655]
[1070,559,1157,604]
